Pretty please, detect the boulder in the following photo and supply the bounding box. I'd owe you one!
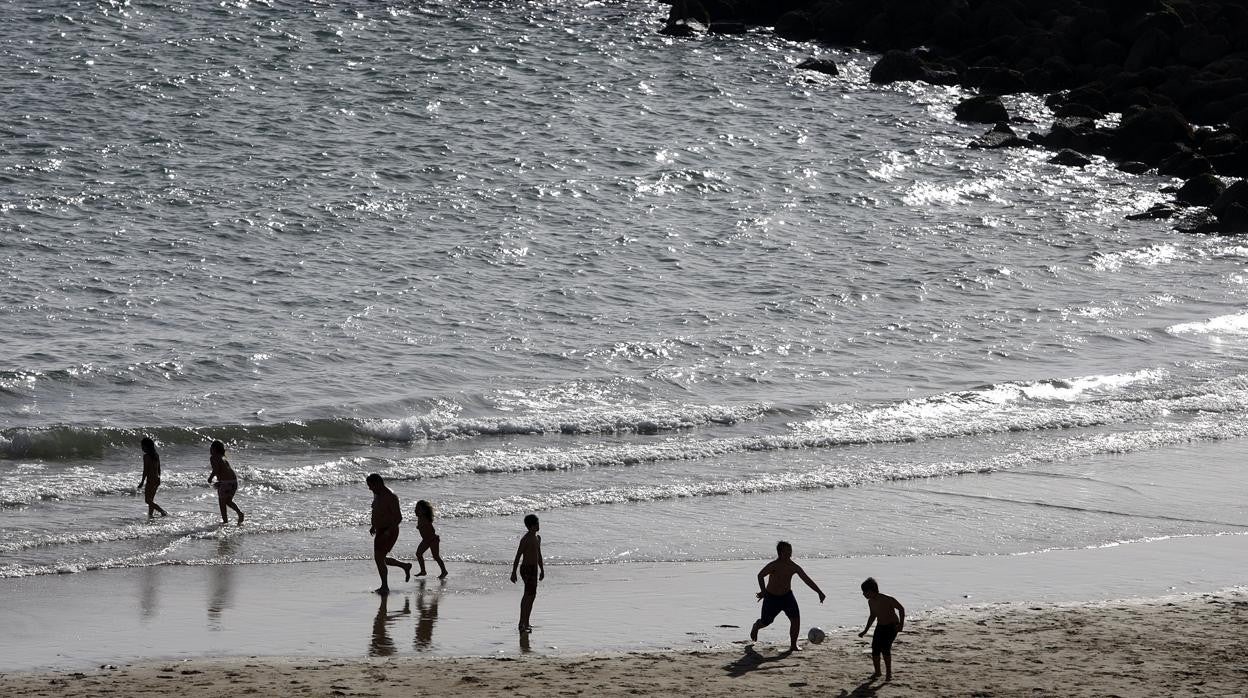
[870,50,926,84]
[774,11,816,41]
[658,23,697,37]
[1054,102,1104,120]
[964,66,1028,95]
[1112,106,1195,160]
[969,123,1032,149]
[1220,203,1248,233]
[1049,149,1093,167]
[1211,180,1248,219]
[707,22,746,34]
[1209,146,1248,177]
[796,58,838,76]
[1198,130,1243,157]
[1175,174,1225,206]
[1157,148,1213,178]
[1124,27,1172,72]
[1127,204,1178,220]
[1118,161,1152,174]
[954,95,1008,123]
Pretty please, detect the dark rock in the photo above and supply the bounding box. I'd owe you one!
[1049,149,1092,167]
[1157,148,1213,178]
[796,58,838,76]
[1174,209,1222,234]
[1050,85,1111,114]
[708,22,746,35]
[1038,116,1098,151]
[1211,180,1248,219]
[964,66,1028,95]
[774,11,816,42]
[1198,130,1243,157]
[969,123,1032,149]
[1175,174,1226,207]
[1112,106,1195,161]
[1209,146,1248,177]
[1118,161,1152,174]
[658,23,697,37]
[870,50,925,84]
[1054,102,1104,120]
[955,95,1008,124]
[1126,204,1178,220]
[1125,27,1172,73]
[1178,30,1229,67]
[1221,203,1248,233]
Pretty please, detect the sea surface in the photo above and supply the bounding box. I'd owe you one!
[3,0,1248,584]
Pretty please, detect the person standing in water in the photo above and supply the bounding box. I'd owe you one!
[413,499,449,579]
[510,513,544,633]
[207,440,244,525]
[366,473,412,594]
[136,437,168,519]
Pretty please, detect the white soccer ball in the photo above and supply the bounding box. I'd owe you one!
[807,626,826,644]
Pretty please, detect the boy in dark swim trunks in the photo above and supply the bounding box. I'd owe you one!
[750,541,825,651]
[858,576,905,681]
[509,513,544,633]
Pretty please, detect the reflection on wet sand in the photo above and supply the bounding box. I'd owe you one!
[207,536,238,631]
[139,566,158,621]
[369,594,411,657]
[414,580,441,651]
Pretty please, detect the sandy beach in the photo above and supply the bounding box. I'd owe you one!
[2,587,1244,697]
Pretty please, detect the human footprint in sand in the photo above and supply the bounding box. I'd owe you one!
[858,576,905,681]
[366,473,412,594]
[413,499,448,579]
[136,437,168,519]
[207,440,244,525]
[750,541,825,652]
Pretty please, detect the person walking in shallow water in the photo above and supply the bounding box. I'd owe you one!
[366,473,412,594]
[136,437,168,519]
[413,499,448,579]
[207,440,244,525]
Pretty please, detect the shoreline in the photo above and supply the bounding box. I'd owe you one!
[2,532,1247,674]
[2,587,1244,696]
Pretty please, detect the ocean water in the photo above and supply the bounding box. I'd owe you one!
[4,0,1248,582]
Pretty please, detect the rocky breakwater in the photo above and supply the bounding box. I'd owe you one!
[662,0,1248,234]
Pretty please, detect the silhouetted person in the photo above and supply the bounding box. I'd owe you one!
[207,440,244,525]
[366,473,411,594]
[859,577,905,681]
[413,499,448,579]
[750,541,825,652]
[510,513,544,633]
[137,437,168,519]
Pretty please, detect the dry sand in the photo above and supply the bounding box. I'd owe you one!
[3,588,1244,697]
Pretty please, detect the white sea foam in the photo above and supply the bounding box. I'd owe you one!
[1166,312,1248,337]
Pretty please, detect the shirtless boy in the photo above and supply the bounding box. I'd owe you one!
[509,513,544,633]
[858,577,906,681]
[366,473,412,594]
[750,541,826,651]
[207,440,244,525]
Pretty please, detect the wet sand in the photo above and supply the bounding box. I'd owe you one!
[2,587,1244,697]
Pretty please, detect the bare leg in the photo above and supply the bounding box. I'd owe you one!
[374,529,403,593]
[226,500,244,524]
[883,651,892,681]
[519,578,537,631]
[788,613,801,651]
[871,652,881,678]
[415,541,429,576]
[431,538,448,578]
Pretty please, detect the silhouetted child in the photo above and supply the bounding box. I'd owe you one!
[510,513,544,633]
[413,499,448,579]
[858,577,905,681]
[137,437,168,519]
[750,541,825,651]
[207,440,244,525]
[366,473,412,594]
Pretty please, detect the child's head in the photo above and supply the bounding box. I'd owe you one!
[524,513,540,531]
[861,577,879,598]
[140,437,157,456]
[776,540,792,558]
[416,499,433,519]
[210,440,225,456]
[366,473,384,490]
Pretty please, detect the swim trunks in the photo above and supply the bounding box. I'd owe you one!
[215,480,238,498]
[759,590,800,625]
[872,623,898,654]
[519,564,540,586]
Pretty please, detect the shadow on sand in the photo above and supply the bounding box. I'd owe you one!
[723,644,795,677]
[835,678,881,697]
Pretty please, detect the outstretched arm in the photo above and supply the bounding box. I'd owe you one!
[796,566,826,603]
[858,612,876,638]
